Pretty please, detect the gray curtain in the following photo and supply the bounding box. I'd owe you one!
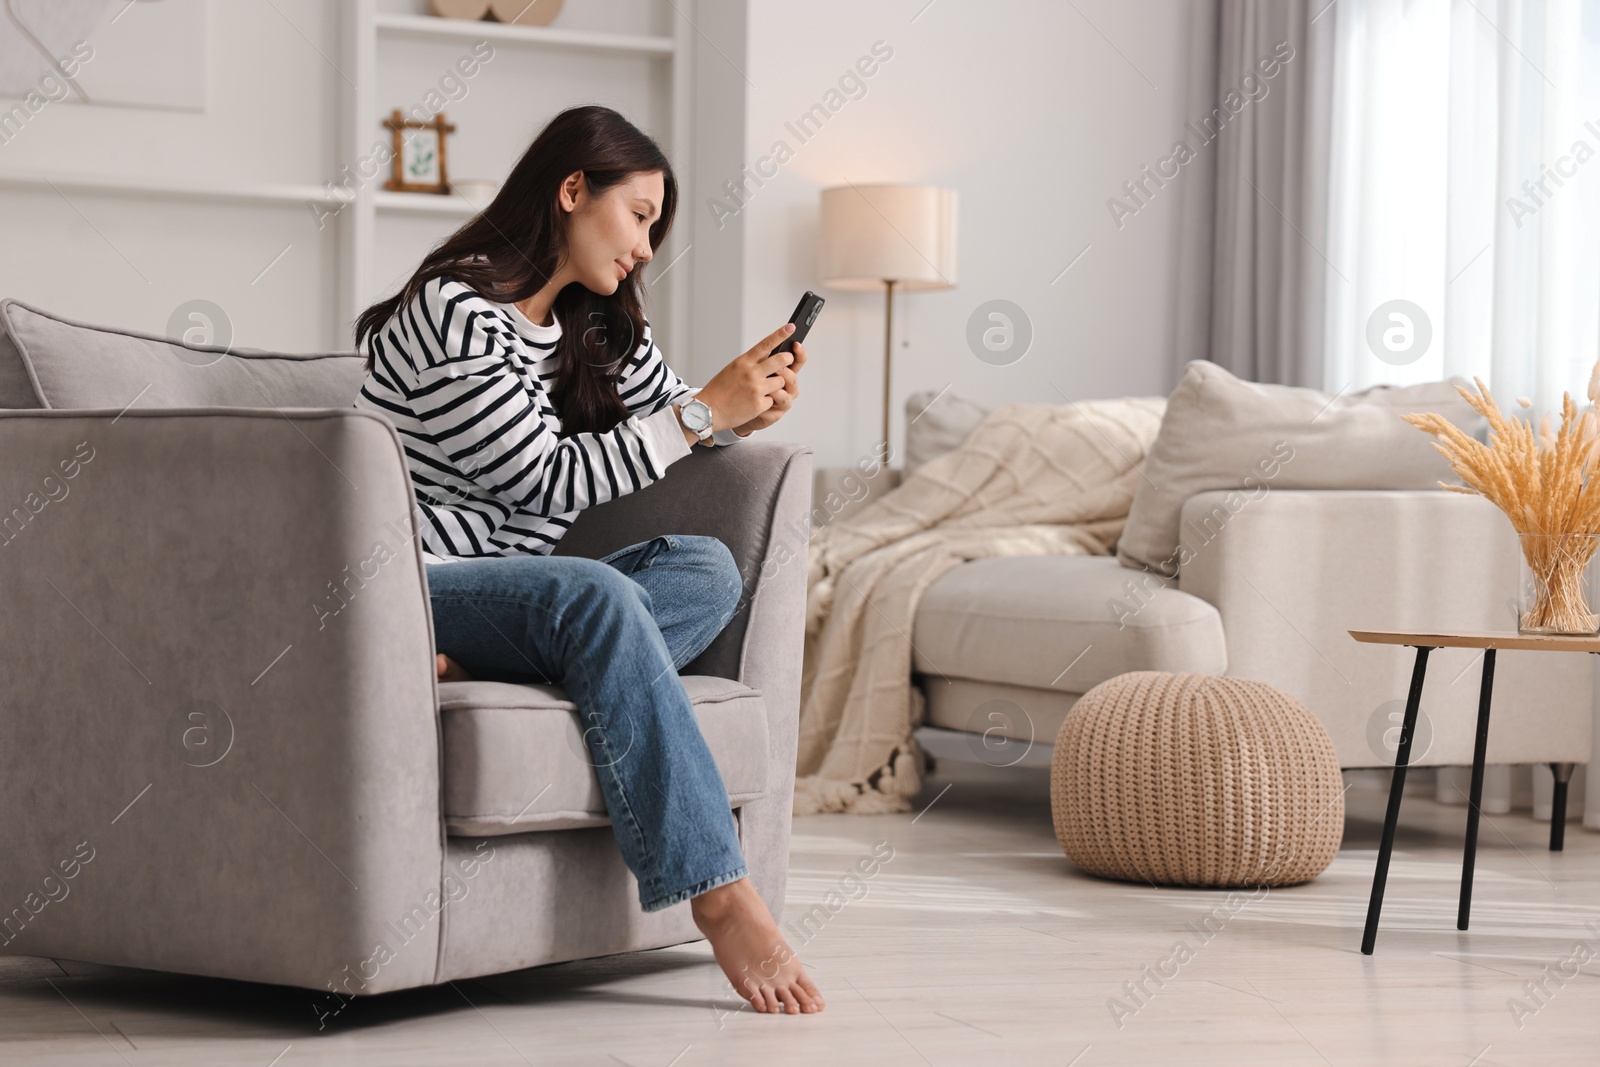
[1173,0,1338,388]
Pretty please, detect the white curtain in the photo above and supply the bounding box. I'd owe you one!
[1324,0,1600,830]
[1322,0,1600,410]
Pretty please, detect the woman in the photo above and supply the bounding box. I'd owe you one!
[352,105,821,1015]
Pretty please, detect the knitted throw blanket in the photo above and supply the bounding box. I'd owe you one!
[796,397,1168,814]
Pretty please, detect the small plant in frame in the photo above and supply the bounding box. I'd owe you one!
[383,109,456,194]
[407,136,437,181]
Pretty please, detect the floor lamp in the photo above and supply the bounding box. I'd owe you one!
[818,184,958,459]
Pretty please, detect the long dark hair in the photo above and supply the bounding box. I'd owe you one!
[354,105,678,436]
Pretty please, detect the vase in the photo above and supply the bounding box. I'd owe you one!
[1517,533,1600,635]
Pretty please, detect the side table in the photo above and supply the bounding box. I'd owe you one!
[1348,629,1589,954]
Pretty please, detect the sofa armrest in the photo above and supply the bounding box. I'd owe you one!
[1177,489,1592,768]
[0,408,444,993]
[554,439,813,917]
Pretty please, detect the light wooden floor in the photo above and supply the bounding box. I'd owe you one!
[3,758,1597,1066]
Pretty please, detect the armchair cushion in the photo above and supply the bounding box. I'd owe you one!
[0,299,363,409]
[440,675,770,835]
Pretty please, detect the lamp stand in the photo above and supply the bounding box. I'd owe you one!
[881,278,895,460]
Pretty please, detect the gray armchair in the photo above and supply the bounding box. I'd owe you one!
[0,300,811,995]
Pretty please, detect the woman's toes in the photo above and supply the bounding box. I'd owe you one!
[778,986,801,1014]
[741,981,767,1012]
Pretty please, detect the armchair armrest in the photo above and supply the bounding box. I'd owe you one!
[554,439,814,916]
[1177,489,1592,768]
[0,408,444,992]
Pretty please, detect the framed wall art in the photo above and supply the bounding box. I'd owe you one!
[383,109,456,195]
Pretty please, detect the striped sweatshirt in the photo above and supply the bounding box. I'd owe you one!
[354,275,745,563]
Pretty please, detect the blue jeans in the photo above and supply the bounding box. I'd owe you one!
[426,534,749,912]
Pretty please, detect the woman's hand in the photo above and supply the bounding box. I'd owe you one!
[731,340,804,437]
[693,323,802,434]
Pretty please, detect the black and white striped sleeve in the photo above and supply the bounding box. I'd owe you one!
[403,279,693,518]
[615,320,751,446]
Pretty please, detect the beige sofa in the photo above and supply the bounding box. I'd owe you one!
[0,300,811,995]
[816,391,1595,805]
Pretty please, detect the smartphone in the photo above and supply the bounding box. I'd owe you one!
[773,291,824,356]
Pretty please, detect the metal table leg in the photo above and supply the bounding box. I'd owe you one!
[1458,648,1496,930]
[1549,762,1575,852]
[1362,644,1434,955]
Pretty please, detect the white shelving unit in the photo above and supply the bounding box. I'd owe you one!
[338,1,693,349]
[0,171,339,207]
[373,190,480,216]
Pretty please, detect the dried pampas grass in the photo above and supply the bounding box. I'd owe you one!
[1403,365,1600,634]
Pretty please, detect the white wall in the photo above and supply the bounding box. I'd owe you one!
[734,0,1198,470]
[0,0,343,353]
[684,0,748,393]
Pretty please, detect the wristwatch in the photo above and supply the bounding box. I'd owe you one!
[679,397,714,444]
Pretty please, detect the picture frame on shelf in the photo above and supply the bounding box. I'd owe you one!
[383,110,456,195]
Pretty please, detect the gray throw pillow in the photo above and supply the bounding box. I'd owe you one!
[0,322,36,408]
[1,299,363,410]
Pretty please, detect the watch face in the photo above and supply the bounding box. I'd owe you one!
[683,399,713,432]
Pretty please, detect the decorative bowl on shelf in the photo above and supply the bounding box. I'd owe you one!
[428,0,490,19]
[453,178,500,206]
[427,0,566,26]
[489,0,564,26]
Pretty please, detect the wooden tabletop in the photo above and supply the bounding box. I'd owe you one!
[1349,629,1600,653]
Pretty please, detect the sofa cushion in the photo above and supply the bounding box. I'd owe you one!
[0,299,363,409]
[1117,360,1481,577]
[440,674,768,836]
[911,555,1227,695]
[922,675,1081,746]
[903,388,991,473]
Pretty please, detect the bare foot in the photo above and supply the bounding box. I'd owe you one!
[436,653,473,681]
[691,877,823,1015]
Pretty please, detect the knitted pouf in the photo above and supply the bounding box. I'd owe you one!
[1051,671,1344,887]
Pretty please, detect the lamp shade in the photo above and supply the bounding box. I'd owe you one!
[819,184,958,292]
